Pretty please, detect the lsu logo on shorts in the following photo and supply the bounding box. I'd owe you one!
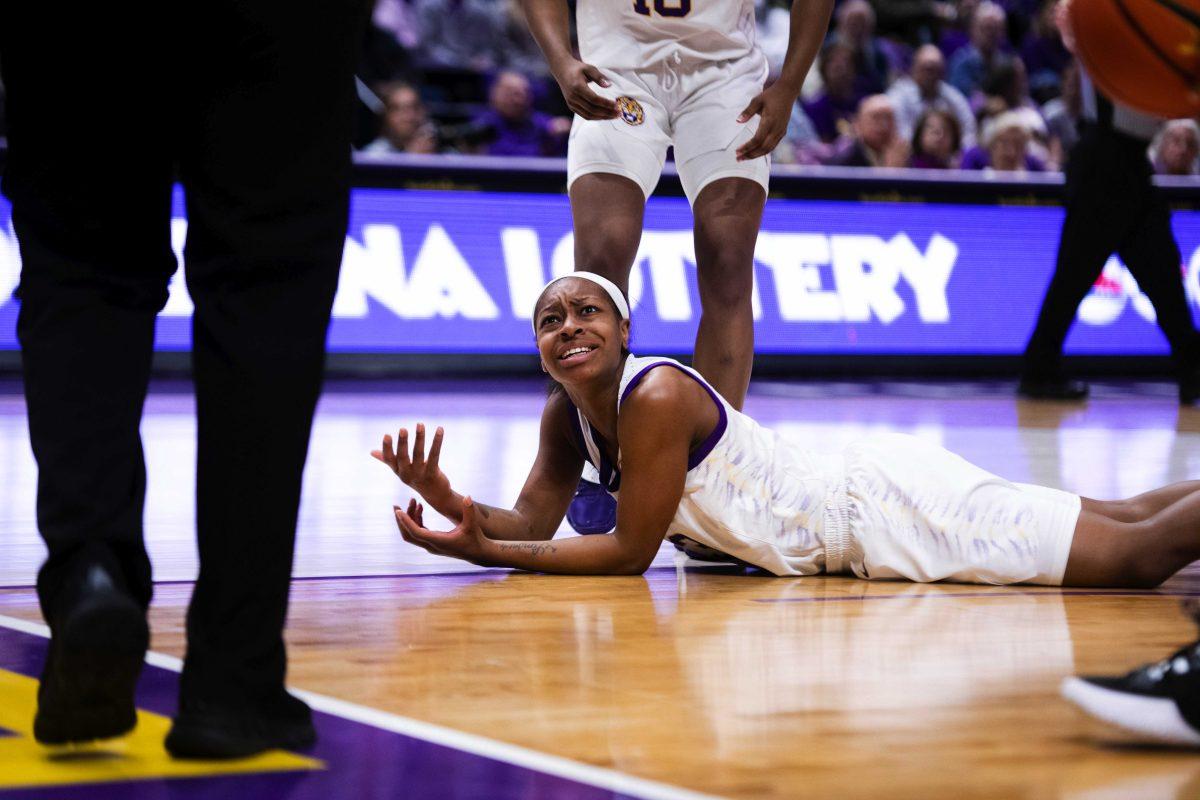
[616,96,645,126]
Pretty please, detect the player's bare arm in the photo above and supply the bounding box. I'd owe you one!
[393,370,702,575]
[520,0,618,120]
[373,394,580,542]
[737,0,836,161]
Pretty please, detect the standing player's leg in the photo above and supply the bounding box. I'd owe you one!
[168,0,367,758]
[563,90,667,535]
[672,58,771,411]
[1116,194,1200,404]
[0,5,173,744]
[691,178,766,411]
[565,79,667,293]
[569,173,646,290]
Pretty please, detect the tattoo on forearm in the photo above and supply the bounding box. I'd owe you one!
[498,542,558,557]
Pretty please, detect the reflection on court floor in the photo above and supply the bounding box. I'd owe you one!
[1,380,1200,798]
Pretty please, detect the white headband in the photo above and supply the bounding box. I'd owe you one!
[532,271,630,333]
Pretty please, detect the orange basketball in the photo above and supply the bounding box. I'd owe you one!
[1069,0,1200,117]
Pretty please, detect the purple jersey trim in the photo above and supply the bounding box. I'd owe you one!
[619,362,728,470]
[563,397,620,492]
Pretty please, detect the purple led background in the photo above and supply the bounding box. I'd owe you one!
[0,186,1198,356]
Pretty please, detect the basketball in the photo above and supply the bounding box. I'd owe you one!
[1069,0,1200,118]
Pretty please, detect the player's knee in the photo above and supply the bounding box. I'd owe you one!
[1102,498,1144,523]
[695,255,754,309]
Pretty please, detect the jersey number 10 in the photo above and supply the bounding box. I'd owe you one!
[633,0,692,17]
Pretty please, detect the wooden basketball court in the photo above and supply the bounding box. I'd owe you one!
[2,378,1199,799]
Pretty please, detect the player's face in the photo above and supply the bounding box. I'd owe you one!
[534,280,629,385]
[385,88,425,138]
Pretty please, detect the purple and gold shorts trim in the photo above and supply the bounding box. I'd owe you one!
[0,619,691,800]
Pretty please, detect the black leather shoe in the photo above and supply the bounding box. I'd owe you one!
[34,564,149,745]
[1017,376,1089,400]
[166,692,316,759]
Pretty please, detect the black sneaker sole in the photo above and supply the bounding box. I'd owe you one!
[34,591,149,745]
[1061,676,1200,746]
[165,714,316,760]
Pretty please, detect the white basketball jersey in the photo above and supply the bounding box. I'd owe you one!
[567,355,838,576]
[576,0,759,70]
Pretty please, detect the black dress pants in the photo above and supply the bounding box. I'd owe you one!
[1023,126,1200,378]
[0,0,366,707]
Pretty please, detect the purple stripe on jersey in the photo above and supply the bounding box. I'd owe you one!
[564,398,620,492]
[619,362,728,470]
[564,397,592,466]
[0,622,646,800]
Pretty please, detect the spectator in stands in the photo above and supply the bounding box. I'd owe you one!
[372,0,420,52]
[1042,59,1081,169]
[978,57,1051,164]
[1020,0,1071,102]
[871,0,958,47]
[757,0,794,81]
[979,58,1043,129]
[414,0,507,71]
[887,44,976,147]
[948,2,1009,102]
[1153,120,1200,176]
[470,70,569,157]
[909,108,963,169]
[830,94,910,168]
[828,0,892,96]
[361,0,421,86]
[938,0,981,59]
[498,0,554,79]
[781,103,831,165]
[362,82,440,155]
[960,110,1046,173]
[803,43,863,143]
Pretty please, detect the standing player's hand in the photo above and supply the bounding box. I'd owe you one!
[736,83,797,161]
[553,59,619,120]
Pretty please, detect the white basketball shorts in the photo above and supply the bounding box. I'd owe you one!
[566,53,770,205]
[828,433,1081,586]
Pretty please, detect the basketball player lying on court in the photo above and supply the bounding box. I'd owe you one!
[373,274,1196,587]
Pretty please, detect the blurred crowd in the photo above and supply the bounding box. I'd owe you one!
[355,0,1200,175]
[352,0,1200,175]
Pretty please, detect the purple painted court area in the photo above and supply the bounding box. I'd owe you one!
[0,626,641,800]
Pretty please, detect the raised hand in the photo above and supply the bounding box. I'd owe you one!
[371,423,456,509]
[553,59,619,120]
